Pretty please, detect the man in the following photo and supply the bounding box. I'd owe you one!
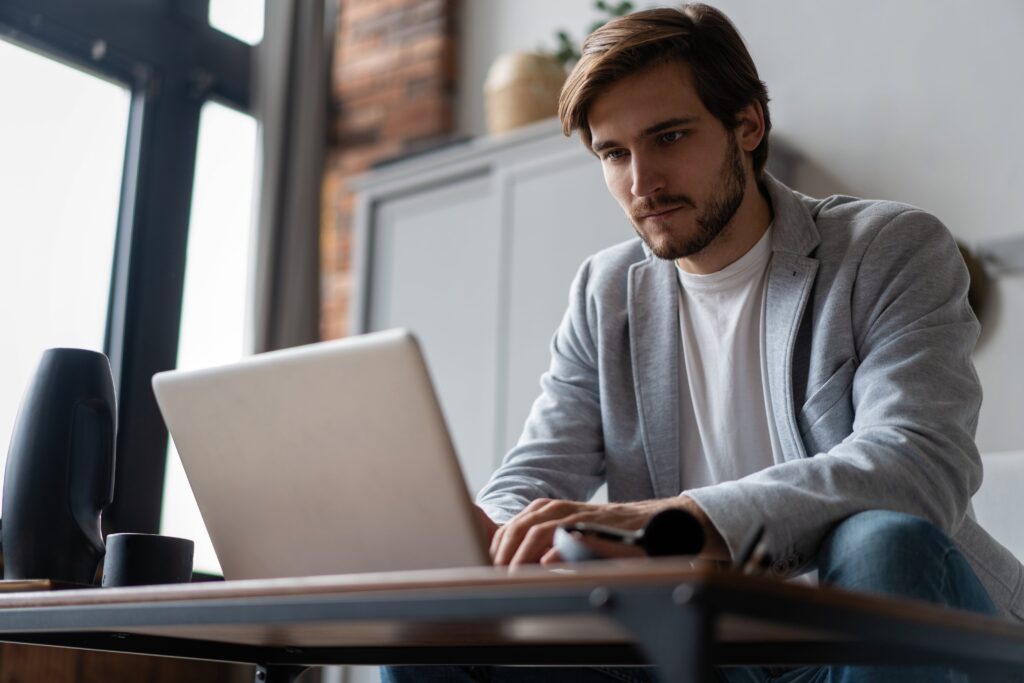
[385,4,1023,682]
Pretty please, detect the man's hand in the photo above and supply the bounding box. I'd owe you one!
[489,495,728,567]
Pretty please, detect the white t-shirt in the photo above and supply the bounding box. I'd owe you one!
[675,226,782,490]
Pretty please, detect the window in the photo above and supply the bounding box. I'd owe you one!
[0,0,253,535]
[160,101,259,574]
[0,38,129,502]
[209,0,265,45]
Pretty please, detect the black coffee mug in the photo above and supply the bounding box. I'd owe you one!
[101,533,194,587]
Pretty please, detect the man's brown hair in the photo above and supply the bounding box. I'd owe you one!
[559,3,771,177]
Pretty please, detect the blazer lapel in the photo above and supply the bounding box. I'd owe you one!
[628,257,682,498]
[764,253,817,461]
[762,174,822,462]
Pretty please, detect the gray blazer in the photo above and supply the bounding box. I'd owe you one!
[477,174,1024,621]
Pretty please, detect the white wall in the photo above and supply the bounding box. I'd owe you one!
[457,0,1024,453]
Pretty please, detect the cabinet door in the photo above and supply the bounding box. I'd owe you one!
[500,151,629,453]
[367,174,502,495]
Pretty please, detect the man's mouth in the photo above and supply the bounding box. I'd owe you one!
[639,205,685,220]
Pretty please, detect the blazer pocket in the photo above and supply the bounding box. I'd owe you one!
[797,357,858,438]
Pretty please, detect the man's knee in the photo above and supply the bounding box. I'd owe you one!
[819,510,952,592]
[819,509,998,617]
[824,510,948,558]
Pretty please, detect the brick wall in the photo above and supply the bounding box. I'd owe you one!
[321,0,458,340]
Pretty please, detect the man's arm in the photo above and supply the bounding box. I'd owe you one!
[476,257,608,524]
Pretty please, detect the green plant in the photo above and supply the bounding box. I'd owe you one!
[554,1,635,69]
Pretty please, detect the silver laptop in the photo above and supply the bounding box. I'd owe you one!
[151,329,490,580]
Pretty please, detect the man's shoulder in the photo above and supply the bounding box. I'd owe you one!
[791,190,962,301]
[766,176,953,260]
[805,192,945,239]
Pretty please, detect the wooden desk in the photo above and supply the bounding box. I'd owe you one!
[0,559,1022,682]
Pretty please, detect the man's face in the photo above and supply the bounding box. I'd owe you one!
[587,60,749,261]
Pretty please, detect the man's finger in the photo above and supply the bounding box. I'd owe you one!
[494,519,538,566]
[509,522,559,567]
[489,523,507,560]
[540,546,562,565]
[493,505,580,565]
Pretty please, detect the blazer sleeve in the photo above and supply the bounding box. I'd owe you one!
[476,257,607,524]
[686,209,983,575]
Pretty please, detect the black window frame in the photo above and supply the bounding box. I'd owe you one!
[0,0,253,534]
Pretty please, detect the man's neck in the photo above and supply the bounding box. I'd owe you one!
[675,177,773,275]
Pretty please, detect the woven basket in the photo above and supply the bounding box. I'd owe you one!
[484,52,567,134]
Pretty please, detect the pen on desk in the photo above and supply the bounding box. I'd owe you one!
[733,524,771,576]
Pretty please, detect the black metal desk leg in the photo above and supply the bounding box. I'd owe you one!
[603,586,714,683]
[255,664,309,683]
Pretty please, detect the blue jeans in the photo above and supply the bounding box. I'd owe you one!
[381,510,999,682]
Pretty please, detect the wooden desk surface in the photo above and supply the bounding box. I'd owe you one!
[0,558,1020,655]
[6,559,709,607]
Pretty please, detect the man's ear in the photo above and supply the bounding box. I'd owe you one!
[734,100,765,154]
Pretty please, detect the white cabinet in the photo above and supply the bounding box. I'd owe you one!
[366,175,504,494]
[351,119,625,494]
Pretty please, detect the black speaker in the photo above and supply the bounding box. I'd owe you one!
[2,348,117,583]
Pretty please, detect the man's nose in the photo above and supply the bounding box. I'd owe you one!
[630,156,665,198]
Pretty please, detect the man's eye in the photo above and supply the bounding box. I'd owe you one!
[661,131,685,143]
[603,149,626,161]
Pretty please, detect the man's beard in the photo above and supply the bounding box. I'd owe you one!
[630,138,747,261]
